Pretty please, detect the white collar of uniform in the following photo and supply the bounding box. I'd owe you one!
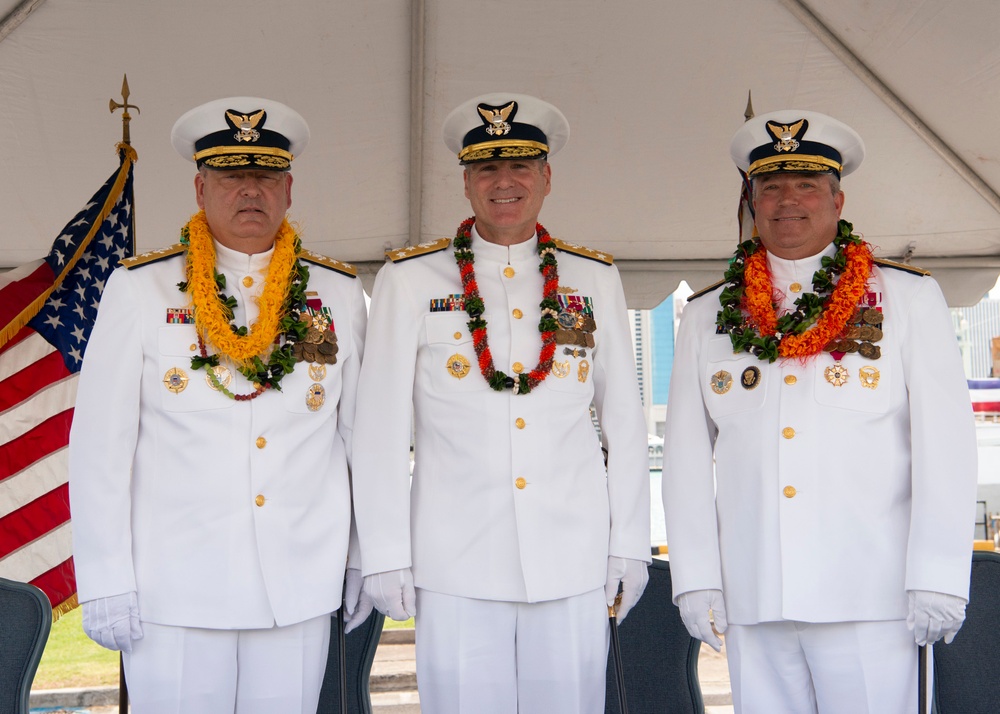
[213,239,276,276]
[470,222,539,264]
[766,241,837,285]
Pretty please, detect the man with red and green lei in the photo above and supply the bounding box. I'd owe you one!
[352,93,650,714]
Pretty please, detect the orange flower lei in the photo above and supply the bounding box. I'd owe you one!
[717,219,873,362]
[182,210,301,370]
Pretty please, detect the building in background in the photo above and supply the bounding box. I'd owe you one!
[629,292,677,440]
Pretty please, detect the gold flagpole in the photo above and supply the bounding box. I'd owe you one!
[109,77,138,712]
[109,74,138,256]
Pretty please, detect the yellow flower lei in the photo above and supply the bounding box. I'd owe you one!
[183,210,299,370]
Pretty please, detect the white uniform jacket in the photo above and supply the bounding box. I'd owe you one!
[70,240,366,629]
[662,247,977,625]
[353,226,649,603]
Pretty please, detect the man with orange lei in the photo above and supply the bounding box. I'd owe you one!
[69,97,370,713]
[662,110,977,713]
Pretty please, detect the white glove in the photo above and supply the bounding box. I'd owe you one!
[363,568,416,621]
[907,590,967,646]
[343,567,375,634]
[605,556,649,623]
[676,589,727,652]
[82,592,143,653]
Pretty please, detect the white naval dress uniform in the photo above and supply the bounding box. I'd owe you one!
[352,224,649,713]
[69,239,366,712]
[662,245,978,713]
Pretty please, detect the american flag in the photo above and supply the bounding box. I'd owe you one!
[0,146,135,618]
[969,378,1000,415]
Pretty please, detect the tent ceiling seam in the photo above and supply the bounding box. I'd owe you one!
[0,0,46,43]
[407,0,426,249]
[782,0,1000,217]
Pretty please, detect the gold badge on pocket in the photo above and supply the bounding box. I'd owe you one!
[710,370,732,395]
[447,354,471,379]
[306,383,326,411]
[859,366,880,390]
[163,367,189,394]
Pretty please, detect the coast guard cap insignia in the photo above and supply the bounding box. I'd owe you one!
[226,109,265,143]
[478,101,516,136]
[767,119,806,153]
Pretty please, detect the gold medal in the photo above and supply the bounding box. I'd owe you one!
[205,364,232,391]
[447,354,471,379]
[824,361,849,387]
[163,367,189,394]
[306,383,326,411]
[859,366,880,389]
[551,360,571,378]
[309,363,327,381]
[741,366,761,390]
[577,359,590,383]
[862,308,882,325]
[710,370,733,395]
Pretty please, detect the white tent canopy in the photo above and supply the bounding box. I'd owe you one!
[2,0,999,307]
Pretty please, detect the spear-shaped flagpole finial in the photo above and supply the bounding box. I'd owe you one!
[744,90,754,122]
[109,74,140,146]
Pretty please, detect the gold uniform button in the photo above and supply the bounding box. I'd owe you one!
[512,362,524,374]
[255,436,267,449]
[789,282,802,293]
[515,418,526,429]
[512,309,523,319]
[243,276,254,288]
[503,266,515,278]
[454,332,462,340]
[255,494,266,507]
[782,427,795,439]
[515,477,527,490]
[190,343,198,352]
[784,375,797,385]
[783,486,797,499]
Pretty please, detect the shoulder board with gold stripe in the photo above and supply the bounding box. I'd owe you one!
[552,238,613,265]
[299,249,357,278]
[874,257,930,277]
[385,238,451,263]
[120,243,185,270]
[687,278,726,302]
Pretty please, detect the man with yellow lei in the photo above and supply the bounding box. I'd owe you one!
[68,97,370,713]
[662,110,978,713]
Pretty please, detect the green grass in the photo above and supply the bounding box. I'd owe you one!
[33,609,414,691]
[381,616,415,630]
[33,608,120,690]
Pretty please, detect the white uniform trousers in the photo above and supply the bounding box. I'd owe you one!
[415,587,609,714]
[123,614,331,714]
[726,620,917,714]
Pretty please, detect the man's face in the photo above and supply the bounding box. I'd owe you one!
[195,169,293,253]
[752,172,844,260]
[463,158,552,245]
